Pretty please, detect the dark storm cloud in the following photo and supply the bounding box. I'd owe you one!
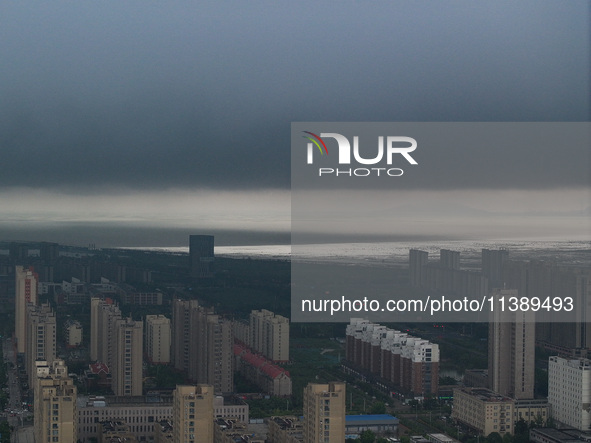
[0,1,588,191]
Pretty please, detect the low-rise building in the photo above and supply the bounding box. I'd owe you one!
[65,319,83,348]
[529,427,591,443]
[77,391,247,442]
[99,420,138,442]
[77,394,173,442]
[154,419,174,442]
[345,415,399,437]
[214,418,265,443]
[214,395,249,423]
[268,416,304,443]
[234,344,292,396]
[513,398,548,426]
[427,433,460,443]
[452,388,514,436]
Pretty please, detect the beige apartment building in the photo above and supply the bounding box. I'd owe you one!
[145,314,171,363]
[173,384,214,443]
[34,359,78,443]
[91,298,121,366]
[172,299,233,393]
[26,302,56,386]
[303,382,346,443]
[488,288,535,400]
[112,317,143,396]
[90,297,101,361]
[15,265,38,353]
[90,298,143,396]
[452,388,515,436]
[250,309,290,362]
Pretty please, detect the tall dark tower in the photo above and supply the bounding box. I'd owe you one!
[189,235,214,278]
[40,242,59,263]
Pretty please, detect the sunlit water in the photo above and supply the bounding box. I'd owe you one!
[126,239,590,268]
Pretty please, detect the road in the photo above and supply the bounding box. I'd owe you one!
[2,338,33,443]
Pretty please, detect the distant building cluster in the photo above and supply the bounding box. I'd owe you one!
[410,248,591,355]
[345,318,440,397]
[38,276,164,306]
[1,241,154,287]
[426,247,591,435]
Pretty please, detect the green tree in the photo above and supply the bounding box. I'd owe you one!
[513,418,529,443]
[371,401,386,414]
[0,421,10,443]
[486,432,502,443]
[360,429,376,443]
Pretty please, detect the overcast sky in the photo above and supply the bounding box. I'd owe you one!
[1,1,589,245]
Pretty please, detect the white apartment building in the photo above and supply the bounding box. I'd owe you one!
[548,356,591,431]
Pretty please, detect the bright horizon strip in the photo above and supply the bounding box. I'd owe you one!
[303,131,328,155]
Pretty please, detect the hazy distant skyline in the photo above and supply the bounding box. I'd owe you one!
[1,2,589,246]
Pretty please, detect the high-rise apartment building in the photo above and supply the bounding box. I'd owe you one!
[548,356,591,431]
[145,315,171,364]
[90,297,101,361]
[440,249,460,270]
[26,302,56,386]
[172,384,214,443]
[189,235,214,278]
[91,298,121,367]
[488,289,535,400]
[409,249,429,287]
[39,241,59,263]
[15,265,38,353]
[172,299,198,373]
[90,298,143,396]
[481,248,508,289]
[172,299,233,393]
[408,249,488,299]
[303,382,346,443]
[200,314,233,393]
[535,266,591,353]
[112,317,143,396]
[250,309,290,362]
[34,359,77,443]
